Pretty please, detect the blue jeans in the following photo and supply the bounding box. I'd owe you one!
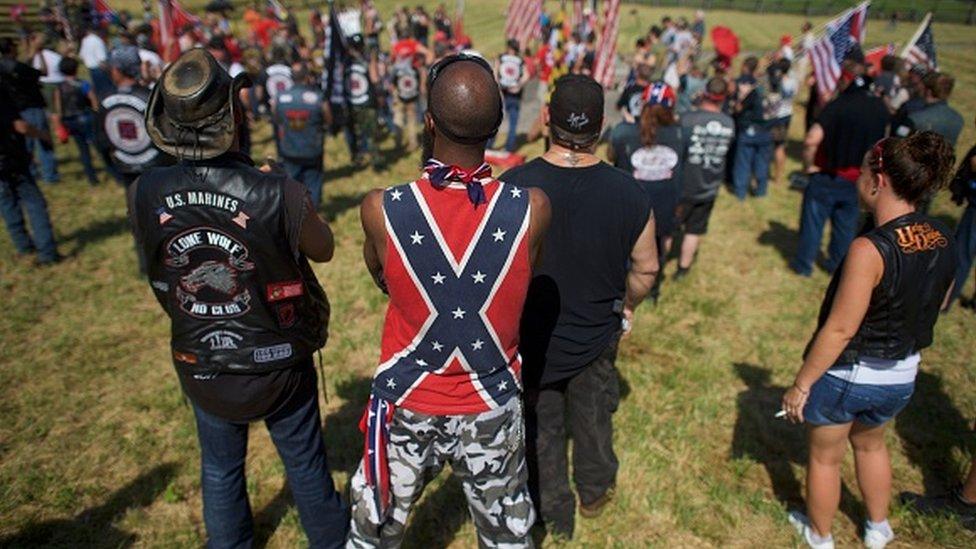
[282,160,325,208]
[0,170,59,261]
[951,204,976,303]
[192,377,348,548]
[803,373,914,427]
[490,93,521,152]
[731,126,773,199]
[790,173,860,276]
[20,107,59,183]
[63,112,99,183]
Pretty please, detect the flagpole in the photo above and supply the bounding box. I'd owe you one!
[809,1,870,44]
[899,12,932,58]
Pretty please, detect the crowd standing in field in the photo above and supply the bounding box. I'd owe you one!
[1,1,975,548]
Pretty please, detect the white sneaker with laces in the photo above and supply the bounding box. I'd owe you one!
[863,524,895,549]
[788,511,836,549]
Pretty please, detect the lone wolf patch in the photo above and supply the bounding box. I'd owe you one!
[165,227,255,319]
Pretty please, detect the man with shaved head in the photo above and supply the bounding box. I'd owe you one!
[349,54,551,547]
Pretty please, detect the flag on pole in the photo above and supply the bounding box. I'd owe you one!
[864,43,895,76]
[157,0,200,63]
[808,1,870,100]
[902,13,937,70]
[504,0,541,49]
[324,2,350,107]
[593,0,621,88]
[92,0,119,27]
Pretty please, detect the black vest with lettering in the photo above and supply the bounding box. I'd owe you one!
[134,154,329,375]
[811,212,956,364]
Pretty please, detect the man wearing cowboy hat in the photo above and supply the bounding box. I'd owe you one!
[128,48,348,547]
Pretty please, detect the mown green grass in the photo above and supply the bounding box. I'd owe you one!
[1,1,974,547]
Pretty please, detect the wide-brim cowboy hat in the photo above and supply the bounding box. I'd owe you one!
[146,48,252,161]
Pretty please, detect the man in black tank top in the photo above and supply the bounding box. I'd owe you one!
[131,49,349,547]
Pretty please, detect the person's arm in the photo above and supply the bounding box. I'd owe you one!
[321,100,333,127]
[526,188,551,270]
[782,237,883,422]
[13,119,51,143]
[298,195,335,262]
[802,123,824,174]
[360,188,388,292]
[51,85,63,122]
[623,211,660,329]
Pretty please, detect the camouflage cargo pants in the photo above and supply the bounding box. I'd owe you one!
[347,397,535,548]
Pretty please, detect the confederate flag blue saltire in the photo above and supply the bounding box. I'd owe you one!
[358,170,532,524]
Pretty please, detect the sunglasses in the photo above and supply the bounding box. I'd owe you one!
[426,53,503,144]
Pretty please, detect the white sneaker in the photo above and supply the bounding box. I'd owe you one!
[863,524,895,549]
[788,511,836,549]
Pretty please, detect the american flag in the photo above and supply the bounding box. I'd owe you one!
[809,1,870,100]
[904,13,937,70]
[505,0,541,49]
[593,0,621,88]
[91,0,118,27]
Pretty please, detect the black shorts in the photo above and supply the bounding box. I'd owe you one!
[678,199,716,235]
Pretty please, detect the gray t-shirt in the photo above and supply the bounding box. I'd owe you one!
[680,109,735,202]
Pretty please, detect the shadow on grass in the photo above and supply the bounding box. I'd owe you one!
[0,463,179,548]
[895,370,975,495]
[253,482,294,549]
[60,215,131,256]
[320,191,369,224]
[730,363,861,524]
[757,220,800,266]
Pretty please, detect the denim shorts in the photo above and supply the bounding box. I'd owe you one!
[803,374,914,427]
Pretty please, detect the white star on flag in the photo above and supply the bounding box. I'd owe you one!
[510,187,522,198]
[386,377,396,389]
[415,358,428,366]
[431,272,446,284]
[472,271,486,284]
[492,228,506,242]
[432,341,444,351]
[452,307,466,319]
[498,380,508,391]
[410,231,424,245]
[471,339,484,350]
[390,188,403,201]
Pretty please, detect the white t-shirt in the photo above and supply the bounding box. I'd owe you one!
[827,353,920,385]
[33,49,64,84]
[138,48,163,73]
[79,33,108,69]
[775,75,798,119]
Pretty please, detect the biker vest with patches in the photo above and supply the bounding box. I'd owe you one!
[345,59,374,108]
[391,60,420,103]
[134,154,329,375]
[274,84,325,163]
[811,212,956,364]
[97,85,170,174]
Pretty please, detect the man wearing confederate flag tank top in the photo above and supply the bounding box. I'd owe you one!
[349,54,551,547]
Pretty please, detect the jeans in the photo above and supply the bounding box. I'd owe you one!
[524,335,621,539]
[951,204,976,303]
[20,107,59,183]
[192,378,348,548]
[731,125,773,199]
[490,93,521,152]
[0,170,59,261]
[282,160,325,208]
[62,112,99,183]
[791,173,860,276]
[803,373,914,427]
[88,66,115,99]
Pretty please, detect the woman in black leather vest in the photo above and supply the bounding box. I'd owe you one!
[781,131,958,549]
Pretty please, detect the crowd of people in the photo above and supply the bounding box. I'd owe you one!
[2,2,976,549]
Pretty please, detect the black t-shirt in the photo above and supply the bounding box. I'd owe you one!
[0,85,30,174]
[502,159,651,386]
[629,124,684,236]
[815,86,891,171]
[616,83,647,119]
[0,59,46,110]
[132,162,314,422]
[680,109,735,202]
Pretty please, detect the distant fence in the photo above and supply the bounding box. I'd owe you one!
[625,0,976,25]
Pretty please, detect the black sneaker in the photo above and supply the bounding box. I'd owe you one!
[673,267,690,281]
[35,253,63,267]
[901,487,976,529]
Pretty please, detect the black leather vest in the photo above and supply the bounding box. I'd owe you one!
[97,84,172,174]
[812,212,956,364]
[134,154,329,375]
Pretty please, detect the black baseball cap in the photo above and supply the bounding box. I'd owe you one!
[548,74,604,148]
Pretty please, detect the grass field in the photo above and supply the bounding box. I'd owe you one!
[1,1,975,547]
